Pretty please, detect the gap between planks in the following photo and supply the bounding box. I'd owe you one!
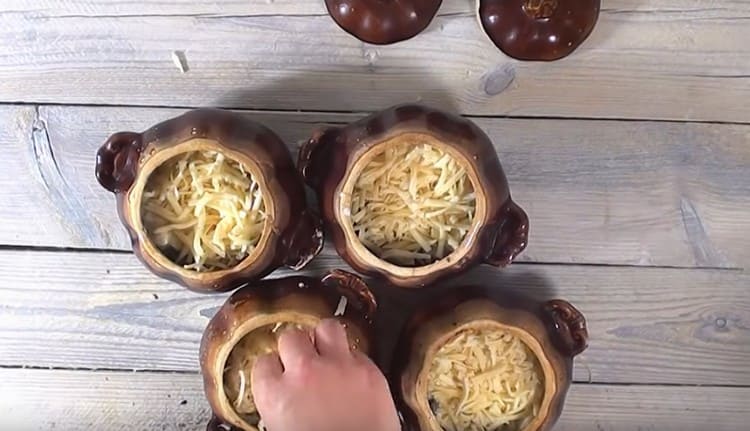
[1,4,749,122]
[0,242,743,272]
[0,248,748,386]
[2,364,749,389]
[4,100,750,127]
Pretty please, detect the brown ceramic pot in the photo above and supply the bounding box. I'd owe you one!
[298,104,528,288]
[324,0,443,44]
[95,109,323,293]
[200,270,377,431]
[393,289,587,431]
[478,0,600,61]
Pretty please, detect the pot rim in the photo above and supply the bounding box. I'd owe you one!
[413,319,557,431]
[334,131,489,278]
[127,137,276,282]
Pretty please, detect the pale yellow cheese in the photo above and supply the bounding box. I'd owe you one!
[350,143,475,266]
[428,328,544,431]
[142,150,267,272]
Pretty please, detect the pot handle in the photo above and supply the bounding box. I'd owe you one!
[283,209,325,270]
[321,269,377,323]
[484,200,529,266]
[297,127,339,190]
[95,132,143,193]
[543,299,588,357]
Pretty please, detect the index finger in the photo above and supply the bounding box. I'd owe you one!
[276,328,318,370]
[251,353,284,414]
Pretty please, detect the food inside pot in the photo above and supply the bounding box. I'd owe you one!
[223,322,307,428]
[142,150,268,272]
[427,327,544,431]
[350,142,475,266]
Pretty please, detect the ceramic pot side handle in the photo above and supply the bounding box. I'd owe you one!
[484,200,529,266]
[283,209,325,270]
[95,132,143,193]
[321,269,377,322]
[544,299,588,357]
[297,128,338,190]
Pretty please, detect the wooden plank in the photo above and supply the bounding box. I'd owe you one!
[0,2,748,122]
[5,105,749,269]
[0,249,748,385]
[0,369,211,431]
[0,0,466,17]
[0,105,91,248]
[1,0,745,19]
[1,368,748,431]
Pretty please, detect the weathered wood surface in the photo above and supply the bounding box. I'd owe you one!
[1,1,749,122]
[0,249,748,385]
[1,368,748,431]
[0,105,88,247]
[4,104,749,268]
[1,1,749,429]
[0,0,472,16]
[2,0,747,18]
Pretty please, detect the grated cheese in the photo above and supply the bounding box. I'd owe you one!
[142,150,267,272]
[223,323,306,427]
[427,328,544,431]
[350,142,475,266]
[334,296,348,317]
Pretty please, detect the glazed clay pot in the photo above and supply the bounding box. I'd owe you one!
[298,104,528,288]
[479,0,600,61]
[95,109,323,293]
[393,290,587,431]
[200,270,377,431]
[324,0,443,44]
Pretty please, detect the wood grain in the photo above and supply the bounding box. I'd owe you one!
[0,0,464,17]
[0,105,94,248]
[0,1,748,122]
[0,249,748,385]
[1,368,748,431]
[2,0,747,18]
[5,105,749,269]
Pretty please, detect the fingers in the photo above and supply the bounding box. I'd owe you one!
[314,319,351,359]
[277,328,318,369]
[253,352,284,379]
[251,353,283,411]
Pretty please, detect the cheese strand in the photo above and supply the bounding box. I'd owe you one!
[142,150,267,271]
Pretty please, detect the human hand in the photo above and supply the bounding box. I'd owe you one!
[251,319,401,431]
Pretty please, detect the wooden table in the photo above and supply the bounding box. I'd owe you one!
[1,0,749,429]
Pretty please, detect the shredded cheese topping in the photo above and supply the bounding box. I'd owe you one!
[141,150,267,272]
[427,328,544,431]
[350,142,476,266]
[224,322,306,428]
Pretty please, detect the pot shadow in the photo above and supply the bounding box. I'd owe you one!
[213,70,464,226]
[214,68,461,119]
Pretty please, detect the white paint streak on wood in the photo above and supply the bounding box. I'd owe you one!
[1,105,109,248]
